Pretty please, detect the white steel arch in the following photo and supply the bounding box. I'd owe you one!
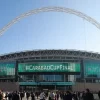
[0,6,100,36]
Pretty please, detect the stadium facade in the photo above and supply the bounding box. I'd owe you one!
[0,49,100,91]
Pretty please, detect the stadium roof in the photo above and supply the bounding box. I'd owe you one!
[0,49,100,62]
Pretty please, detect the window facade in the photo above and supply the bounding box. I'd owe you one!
[0,62,15,78]
[84,60,100,78]
[18,74,77,82]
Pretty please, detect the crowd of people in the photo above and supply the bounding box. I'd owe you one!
[0,88,100,100]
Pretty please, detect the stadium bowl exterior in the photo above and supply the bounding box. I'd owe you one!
[0,49,100,91]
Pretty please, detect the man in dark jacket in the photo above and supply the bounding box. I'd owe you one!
[31,92,35,100]
[77,92,80,100]
[73,92,78,100]
[63,92,67,100]
[98,91,100,99]
[63,91,72,100]
[26,92,30,100]
[20,92,24,100]
[82,91,86,100]
[84,89,94,100]
[12,91,20,100]
[8,92,12,100]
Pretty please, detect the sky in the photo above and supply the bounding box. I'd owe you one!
[0,0,100,55]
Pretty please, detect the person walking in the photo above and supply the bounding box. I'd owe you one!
[77,92,80,100]
[84,89,94,100]
[12,91,20,100]
[98,91,100,99]
[8,92,12,100]
[40,92,45,100]
[20,92,24,100]
[82,91,86,100]
[31,92,35,100]
[73,92,78,100]
[26,92,30,100]
[56,92,59,100]
[49,92,55,100]
[0,90,3,100]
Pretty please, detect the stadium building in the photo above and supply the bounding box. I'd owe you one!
[0,49,100,91]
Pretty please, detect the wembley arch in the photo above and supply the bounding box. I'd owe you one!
[0,6,100,36]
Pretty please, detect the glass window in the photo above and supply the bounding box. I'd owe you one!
[55,75,64,81]
[95,80,98,83]
[19,74,66,82]
[43,75,64,82]
[44,75,54,81]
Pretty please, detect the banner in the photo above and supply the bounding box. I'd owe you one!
[18,62,80,72]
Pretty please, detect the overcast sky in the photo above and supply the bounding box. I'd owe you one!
[0,0,100,54]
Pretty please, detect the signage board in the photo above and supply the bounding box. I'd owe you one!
[18,62,80,72]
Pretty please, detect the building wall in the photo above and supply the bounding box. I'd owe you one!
[0,82,19,91]
[72,82,100,91]
[1,82,100,92]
